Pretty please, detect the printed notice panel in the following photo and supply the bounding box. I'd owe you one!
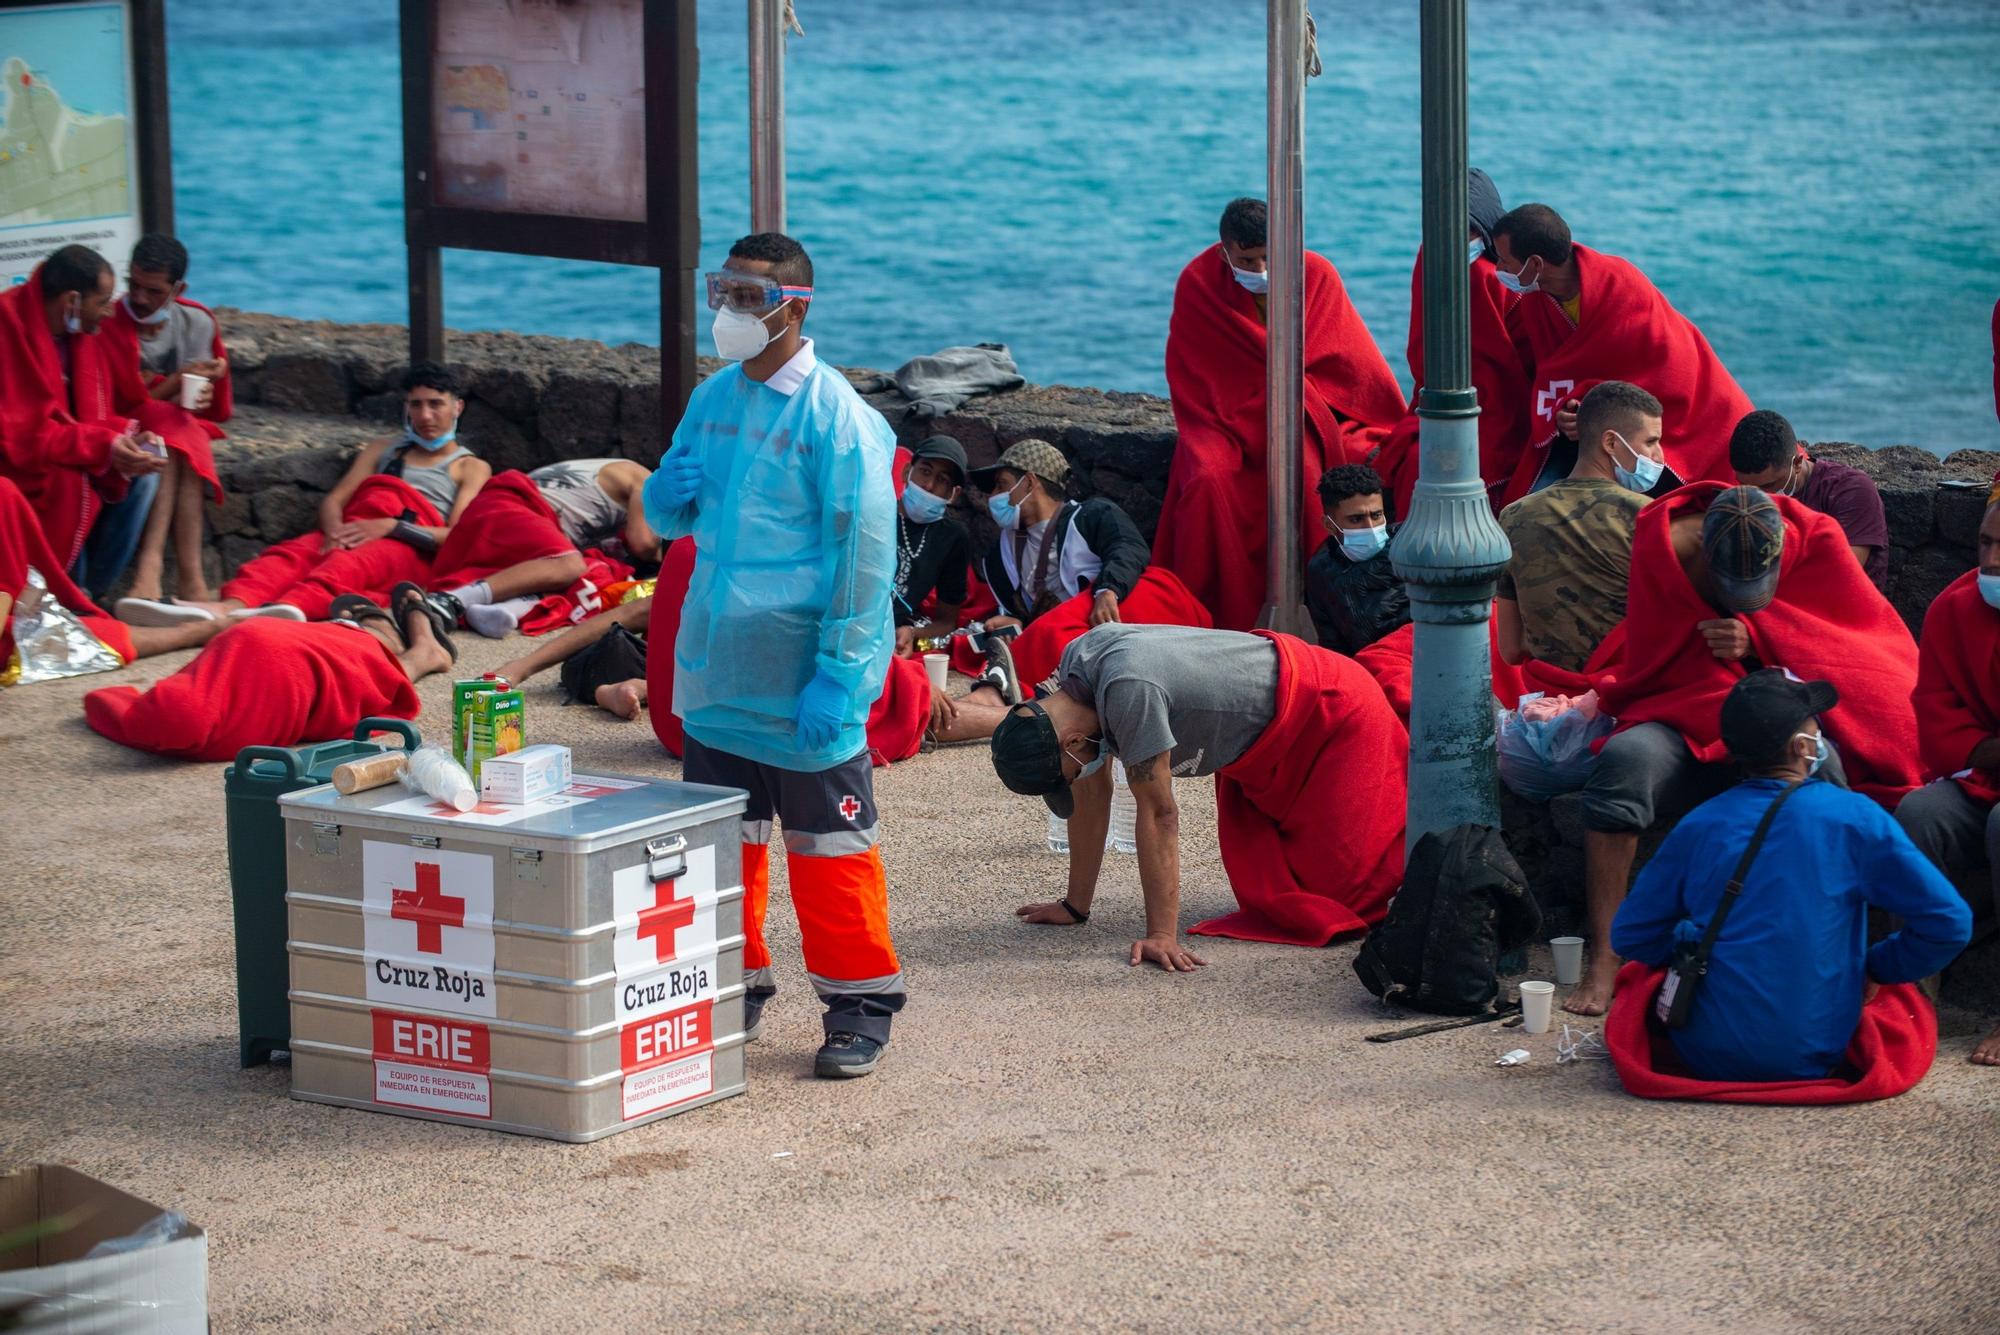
[431,0,647,221]
[620,999,714,1120]
[0,2,143,287]
[372,1008,492,1119]
[362,842,497,1018]
[612,843,726,1023]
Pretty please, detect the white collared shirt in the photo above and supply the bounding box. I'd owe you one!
[760,337,817,397]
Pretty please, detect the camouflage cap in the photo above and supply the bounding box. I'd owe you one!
[1702,486,1785,613]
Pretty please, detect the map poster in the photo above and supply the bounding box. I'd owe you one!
[0,1,143,288]
[430,0,646,223]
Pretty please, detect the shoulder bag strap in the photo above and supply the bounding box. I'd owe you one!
[1689,781,1803,972]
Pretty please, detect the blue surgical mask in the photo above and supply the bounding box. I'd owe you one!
[901,484,949,525]
[1340,523,1390,561]
[1610,429,1664,494]
[987,478,1025,530]
[1495,259,1541,295]
[1978,572,2000,610]
[1227,252,1269,295]
[1794,731,1829,777]
[63,295,82,335]
[403,421,458,451]
[1068,737,1107,781]
[1467,238,1487,265]
[123,296,171,326]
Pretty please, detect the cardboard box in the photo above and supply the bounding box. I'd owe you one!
[452,680,524,788]
[480,743,573,805]
[0,1165,207,1333]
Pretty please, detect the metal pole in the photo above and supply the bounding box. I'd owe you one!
[749,0,785,232]
[1259,0,1312,636]
[1391,0,1511,850]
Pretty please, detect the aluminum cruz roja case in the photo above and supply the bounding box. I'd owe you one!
[280,771,749,1141]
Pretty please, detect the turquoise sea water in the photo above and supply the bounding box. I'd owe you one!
[159,0,2000,451]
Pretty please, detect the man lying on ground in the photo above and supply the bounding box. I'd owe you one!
[1495,381,1660,673]
[1729,409,1888,591]
[956,438,1209,717]
[1491,203,1749,499]
[0,244,181,601]
[100,233,234,604]
[1156,197,1408,631]
[117,363,490,626]
[85,583,453,761]
[988,624,1408,969]
[425,457,657,638]
[1305,463,1408,657]
[1568,484,1923,1016]
[1895,499,2000,1067]
[1612,670,1968,1082]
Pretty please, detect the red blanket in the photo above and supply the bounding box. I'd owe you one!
[645,536,928,767]
[220,475,443,619]
[84,618,418,761]
[1500,245,1750,501]
[98,298,228,503]
[1353,618,1527,724]
[1598,484,1921,807]
[1913,569,2000,804]
[0,475,133,663]
[1158,245,1407,631]
[1605,962,1937,1105]
[425,470,631,633]
[0,266,135,567]
[1192,631,1408,944]
[949,566,1213,688]
[1372,251,1532,518]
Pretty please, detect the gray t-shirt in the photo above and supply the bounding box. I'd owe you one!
[134,301,218,377]
[1058,624,1278,777]
[529,458,625,548]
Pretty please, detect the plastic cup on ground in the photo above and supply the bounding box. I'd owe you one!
[1518,981,1556,1035]
[923,653,948,691]
[1549,936,1585,987]
[179,372,210,409]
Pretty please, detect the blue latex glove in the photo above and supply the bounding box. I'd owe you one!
[793,671,848,753]
[654,443,704,510]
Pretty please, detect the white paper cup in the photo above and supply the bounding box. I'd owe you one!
[1549,936,1585,987]
[923,652,948,691]
[1518,980,1556,1034]
[178,372,210,409]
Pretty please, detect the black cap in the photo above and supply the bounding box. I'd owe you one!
[1703,486,1785,612]
[1720,669,1838,763]
[909,435,967,486]
[990,699,1076,817]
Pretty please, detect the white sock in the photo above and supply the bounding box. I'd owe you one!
[448,581,493,608]
[465,595,534,638]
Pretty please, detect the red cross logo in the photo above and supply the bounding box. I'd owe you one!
[391,863,466,955]
[636,877,698,963]
[837,795,862,822]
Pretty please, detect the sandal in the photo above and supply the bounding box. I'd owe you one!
[390,581,457,664]
[328,595,404,648]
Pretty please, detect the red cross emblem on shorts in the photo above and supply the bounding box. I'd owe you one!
[636,877,698,963]
[837,795,862,822]
[390,863,466,955]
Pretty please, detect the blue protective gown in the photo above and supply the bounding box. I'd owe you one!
[643,349,896,772]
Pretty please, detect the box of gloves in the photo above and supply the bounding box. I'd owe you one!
[479,743,573,805]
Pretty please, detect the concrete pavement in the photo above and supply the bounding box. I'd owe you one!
[2,631,1996,1332]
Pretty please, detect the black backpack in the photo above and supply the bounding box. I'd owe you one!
[1353,824,1541,1016]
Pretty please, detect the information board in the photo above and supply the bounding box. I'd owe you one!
[0,0,170,287]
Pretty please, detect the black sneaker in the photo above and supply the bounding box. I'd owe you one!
[986,638,1024,705]
[423,590,464,628]
[813,1031,885,1079]
[743,988,775,1042]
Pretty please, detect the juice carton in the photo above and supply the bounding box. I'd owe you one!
[452,679,524,787]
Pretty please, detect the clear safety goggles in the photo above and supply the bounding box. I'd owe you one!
[704,267,813,314]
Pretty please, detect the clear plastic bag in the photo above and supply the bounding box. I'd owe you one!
[83,1210,194,1257]
[399,744,478,812]
[1496,690,1615,801]
[5,567,123,685]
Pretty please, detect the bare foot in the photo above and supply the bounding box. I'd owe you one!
[396,595,454,680]
[1972,1023,2000,1067]
[179,598,245,616]
[595,681,645,720]
[177,584,218,604]
[1563,957,1621,1016]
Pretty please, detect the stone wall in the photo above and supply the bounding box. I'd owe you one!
[202,309,1998,636]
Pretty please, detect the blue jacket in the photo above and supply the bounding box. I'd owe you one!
[1611,778,1970,1082]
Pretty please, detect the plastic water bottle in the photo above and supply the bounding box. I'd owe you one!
[1108,759,1139,854]
[1045,811,1070,854]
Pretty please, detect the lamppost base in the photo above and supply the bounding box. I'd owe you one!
[1257,601,1316,640]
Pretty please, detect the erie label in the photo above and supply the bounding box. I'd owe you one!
[371,1009,492,1119]
[621,1001,716,1121]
